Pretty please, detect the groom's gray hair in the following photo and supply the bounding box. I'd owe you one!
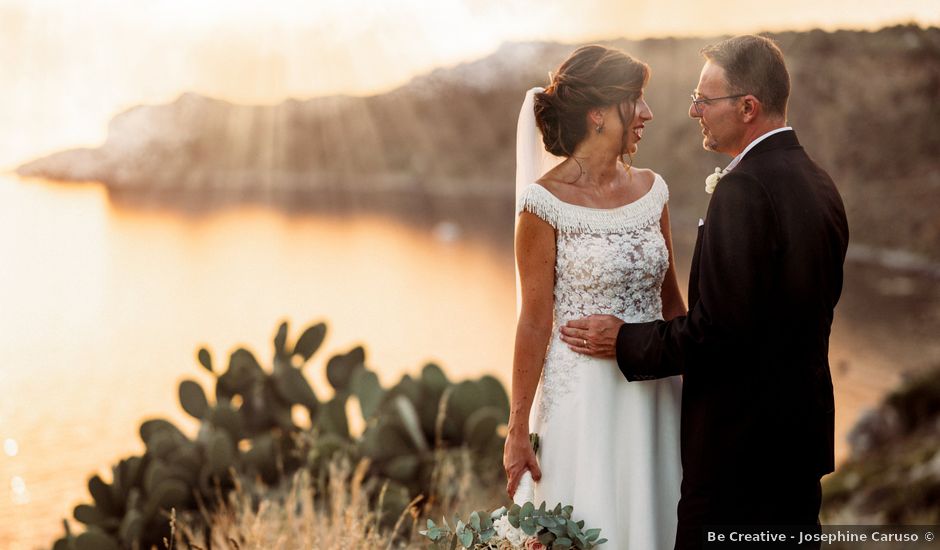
[701,35,790,118]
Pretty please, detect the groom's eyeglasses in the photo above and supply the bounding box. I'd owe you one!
[690,92,747,115]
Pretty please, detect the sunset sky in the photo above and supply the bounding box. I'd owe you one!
[0,0,937,168]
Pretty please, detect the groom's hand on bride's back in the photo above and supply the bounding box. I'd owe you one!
[560,315,624,358]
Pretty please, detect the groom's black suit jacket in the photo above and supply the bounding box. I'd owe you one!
[617,130,848,527]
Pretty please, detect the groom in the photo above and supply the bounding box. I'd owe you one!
[561,35,848,549]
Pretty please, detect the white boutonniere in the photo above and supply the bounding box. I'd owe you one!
[705,167,726,194]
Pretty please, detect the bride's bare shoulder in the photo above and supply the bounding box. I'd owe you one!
[533,175,568,194]
[535,163,577,200]
[629,167,658,192]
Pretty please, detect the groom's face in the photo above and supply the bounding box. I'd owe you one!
[690,61,744,156]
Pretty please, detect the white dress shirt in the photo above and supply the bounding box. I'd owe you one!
[724,126,793,172]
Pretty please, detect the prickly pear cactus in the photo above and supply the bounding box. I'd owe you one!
[53,318,511,549]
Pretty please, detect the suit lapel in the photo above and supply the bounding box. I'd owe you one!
[687,130,800,305]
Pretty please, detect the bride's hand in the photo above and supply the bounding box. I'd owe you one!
[503,429,541,499]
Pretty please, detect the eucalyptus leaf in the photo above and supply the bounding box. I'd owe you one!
[521,501,534,517]
[508,511,521,529]
[566,518,582,538]
[458,528,473,549]
[538,515,557,528]
[469,511,481,531]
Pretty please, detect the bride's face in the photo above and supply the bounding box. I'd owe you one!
[619,92,653,155]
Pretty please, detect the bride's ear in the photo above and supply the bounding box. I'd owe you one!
[587,108,605,130]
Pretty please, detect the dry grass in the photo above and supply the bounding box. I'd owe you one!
[172,450,504,550]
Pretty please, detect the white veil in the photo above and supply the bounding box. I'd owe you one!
[512,87,565,506]
[514,87,565,315]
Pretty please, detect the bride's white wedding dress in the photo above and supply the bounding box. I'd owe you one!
[517,174,682,550]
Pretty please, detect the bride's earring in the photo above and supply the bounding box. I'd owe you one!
[595,122,604,134]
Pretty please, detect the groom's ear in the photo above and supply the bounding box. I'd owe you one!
[740,95,760,123]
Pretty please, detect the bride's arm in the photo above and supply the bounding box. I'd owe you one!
[659,204,687,321]
[504,211,555,497]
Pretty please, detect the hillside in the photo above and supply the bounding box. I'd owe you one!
[822,366,940,524]
[17,25,940,260]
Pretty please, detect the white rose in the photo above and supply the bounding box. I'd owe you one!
[705,167,725,194]
[492,515,528,548]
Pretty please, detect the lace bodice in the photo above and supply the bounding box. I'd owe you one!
[517,174,670,422]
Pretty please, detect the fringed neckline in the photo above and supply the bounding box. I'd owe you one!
[517,174,668,233]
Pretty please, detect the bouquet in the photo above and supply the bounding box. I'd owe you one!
[420,434,607,549]
[420,502,607,550]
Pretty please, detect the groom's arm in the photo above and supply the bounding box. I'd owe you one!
[617,172,779,381]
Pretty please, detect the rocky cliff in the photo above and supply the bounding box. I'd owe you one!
[822,366,940,523]
[17,25,940,260]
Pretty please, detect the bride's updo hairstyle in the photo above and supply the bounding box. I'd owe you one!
[535,45,650,157]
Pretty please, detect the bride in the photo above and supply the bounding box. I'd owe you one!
[504,45,685,549]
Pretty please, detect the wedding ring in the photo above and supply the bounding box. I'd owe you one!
[582,339,587,347]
